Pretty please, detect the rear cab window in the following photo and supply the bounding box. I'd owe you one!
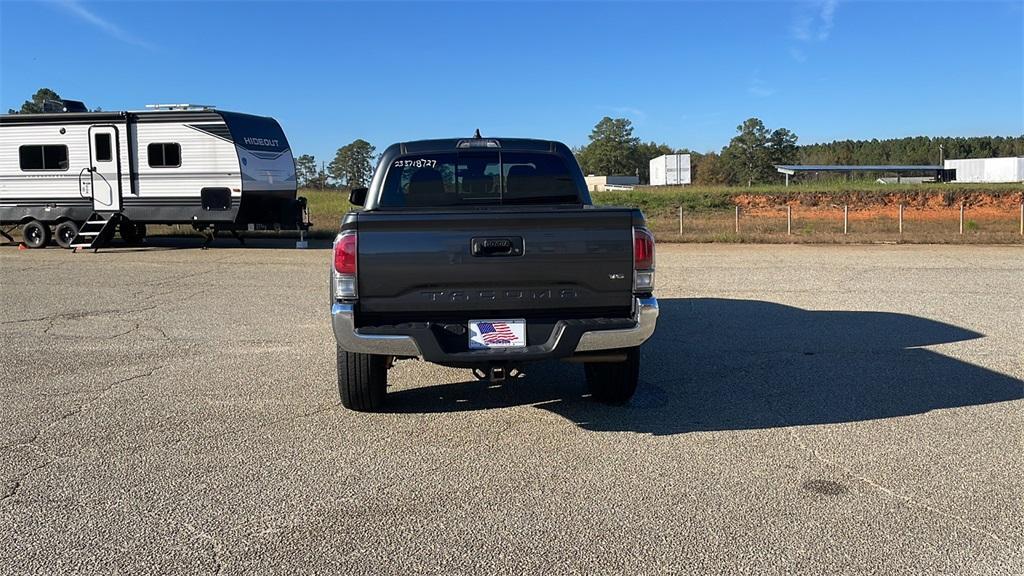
[378,151,580,208]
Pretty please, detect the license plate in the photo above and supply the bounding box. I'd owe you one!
[468,319,526,349]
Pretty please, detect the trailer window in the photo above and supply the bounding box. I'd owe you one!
[148,143,181,168]
[19,145,69,171]
[94,133,113,161]
[94,133,112,162]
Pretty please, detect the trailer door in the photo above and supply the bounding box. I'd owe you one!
[87,125,122,212]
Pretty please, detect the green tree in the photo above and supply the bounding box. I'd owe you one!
[768,128,799,166]
[9,88,62,114]
[295,154,318,188]
[329,139,376,188]
[798,135,1024,170]
[722,118,774,186]
[571,145,589,173]
[315,166,334,189]
[693,151,730,185]
[577,117,641,176]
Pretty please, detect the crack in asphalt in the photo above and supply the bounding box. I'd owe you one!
[103,322,141,341]
[191,524,227,573]
[786,427,1016,549]
[46,366,165,433]
[1,459,55,504]
[0,365,165,505]
[141,325,173,342]
[2,305,160,328]
[2,303,180,348]
[140,256,232,289]
[2,480,20,501]
[183,522,228,575]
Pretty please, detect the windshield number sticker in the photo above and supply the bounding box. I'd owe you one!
[394,159,437,169]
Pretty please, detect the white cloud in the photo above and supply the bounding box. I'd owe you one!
[789,0,839,62]
[818,0,838,41]
[54,0,156,50]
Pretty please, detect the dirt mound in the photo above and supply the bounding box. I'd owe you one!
[734,191,1023,221]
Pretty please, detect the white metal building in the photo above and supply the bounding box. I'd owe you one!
[944,157,1024,183]
[584,175,639,192]
[649,154,691,186]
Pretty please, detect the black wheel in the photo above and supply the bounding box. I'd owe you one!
[337,347,388,411]
[22,220,50,249]
[584,347,641,405]
[54,221,80,249]
[119,219,146,245]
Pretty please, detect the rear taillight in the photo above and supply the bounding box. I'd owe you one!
[333,231,357,299]
[633,227,655,292]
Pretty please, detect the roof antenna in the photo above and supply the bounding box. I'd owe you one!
[473,128,482,139]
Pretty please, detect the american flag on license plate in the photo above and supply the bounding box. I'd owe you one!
[477,322,519,344]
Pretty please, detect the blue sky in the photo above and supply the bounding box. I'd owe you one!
[2,1,1021,163]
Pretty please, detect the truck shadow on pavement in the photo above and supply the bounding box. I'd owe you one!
[93,236,335,251]
[1,236,334,251]
[387,298,1024,434]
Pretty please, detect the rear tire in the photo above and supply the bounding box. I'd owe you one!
[584,347,641,404]
[120,220,146,245]
[54,221,79,249]
[22,220,50,249]
[337,347,388,412]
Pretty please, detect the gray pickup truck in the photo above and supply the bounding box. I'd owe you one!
[330,136,658,411]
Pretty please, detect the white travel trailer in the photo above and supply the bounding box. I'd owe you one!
[0,104,304,248]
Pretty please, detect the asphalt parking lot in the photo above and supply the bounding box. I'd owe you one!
[1,241,1022,575]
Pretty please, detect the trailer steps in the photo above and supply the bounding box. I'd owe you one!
[70,212,121,252]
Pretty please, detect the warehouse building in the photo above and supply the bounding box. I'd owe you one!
[944,157,1024,183]
[584,175,639,192]
[774,164,944,185]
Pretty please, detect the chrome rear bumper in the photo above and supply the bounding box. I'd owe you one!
[576,297,658,352]
[331,296,658,358]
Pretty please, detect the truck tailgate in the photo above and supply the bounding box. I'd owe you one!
[355,208,635,317]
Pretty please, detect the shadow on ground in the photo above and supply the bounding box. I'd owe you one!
[0,235,333,252]
[387,298,1024,434]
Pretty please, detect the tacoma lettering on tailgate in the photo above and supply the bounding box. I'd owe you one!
[421,289,579,303]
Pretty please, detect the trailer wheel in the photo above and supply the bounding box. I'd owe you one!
[22,220,50,249]
[54,221,79,249]
[337,347,388,412]
[119,220,146,245]
[584,346,641,405]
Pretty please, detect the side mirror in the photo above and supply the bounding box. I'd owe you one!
[349,187,368,206]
